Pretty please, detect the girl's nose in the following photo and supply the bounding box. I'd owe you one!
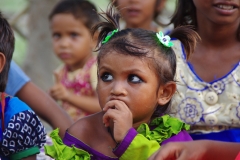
[110,81,127,96]
[59,37,70,48]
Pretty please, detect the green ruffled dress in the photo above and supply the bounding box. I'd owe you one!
[45,115,190,160]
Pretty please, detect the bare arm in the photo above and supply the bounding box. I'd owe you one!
[65,93,101,113]
[149,140,240,160]
[16,81,73,138]
[49,74,101,114]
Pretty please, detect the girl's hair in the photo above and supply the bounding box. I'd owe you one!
[113,0,165,26]
[49,0,100,30]
[170,0,240,40]
[0,12,14,92]
[92,4,200,118]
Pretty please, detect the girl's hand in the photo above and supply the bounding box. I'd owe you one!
[49,72,70,101]
[148,141,207,160]
[102,100,132,143]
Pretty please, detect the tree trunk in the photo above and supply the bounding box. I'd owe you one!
[23,0,60,91]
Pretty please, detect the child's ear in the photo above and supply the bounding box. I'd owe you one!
[157,81,176,105]
[156,0,166,13]
[0,52,6,72]
[91,31,99,49]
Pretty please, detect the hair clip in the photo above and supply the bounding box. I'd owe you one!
[156,31,173,48]
[102,29,118,44]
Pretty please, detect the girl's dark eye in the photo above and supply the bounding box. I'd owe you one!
[100,73,113,82]
[70,32,79,38]
[128,75,143,83]
[52,33,61,39]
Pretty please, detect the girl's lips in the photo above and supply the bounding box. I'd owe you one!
[127,8,141,17]
[214,4,238,15]
[59,53,71,59]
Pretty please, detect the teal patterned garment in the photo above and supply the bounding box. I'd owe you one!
[0,93,46,160]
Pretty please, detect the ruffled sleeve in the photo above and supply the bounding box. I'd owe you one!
[137,114,190,143]
[44,128,91,160]
[0,110,46,159]
[117,115,190,160]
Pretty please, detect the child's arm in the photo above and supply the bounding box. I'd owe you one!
[102,100,159,160]
[50,72,101,113]
[17,81,73,138]
[103,100,192,160]
[113,128,160,160]
[148,140,240,160]
[64,94,101,113]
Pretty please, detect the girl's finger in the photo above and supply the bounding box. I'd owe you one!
[103,100,129,112]
[102,108,120,127]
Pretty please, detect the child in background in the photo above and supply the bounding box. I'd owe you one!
[0,12,46,160]
[6,61,73,138]
[49,0,101,121]
[114,0,168,32]
[168,0,240,141]
[45,4,200,160]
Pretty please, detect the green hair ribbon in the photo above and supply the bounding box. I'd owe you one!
[102,29,118,44]
[156,31,174,48]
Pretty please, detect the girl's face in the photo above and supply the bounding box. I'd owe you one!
[97,52,161,125]
[193,0,240,25]
[116,0,162,28]
[51,13,93,71]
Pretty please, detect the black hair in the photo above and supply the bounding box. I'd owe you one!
[0,12,14,92]
[170,0,240,40]
[49,0,100,30]
[92,3,200,119]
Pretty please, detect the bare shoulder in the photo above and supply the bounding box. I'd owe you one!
[67,112,104,143]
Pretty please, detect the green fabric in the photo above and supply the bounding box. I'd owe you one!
[44,128,91,160]
[137,115,190,143]
[120,134,159,160]
[10,146,39,160]
[120,115,190,160]
[45,115,189,160]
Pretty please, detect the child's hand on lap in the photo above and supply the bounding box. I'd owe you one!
[103,100,132,143]
[49,72,70,101]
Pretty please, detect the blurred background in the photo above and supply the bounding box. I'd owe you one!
[0,0,176,92]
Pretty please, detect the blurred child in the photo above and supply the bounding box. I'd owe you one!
[49,0,101,121]
[0,12,46,160]
[168,0,240,142]
[114,0,168,32]
[6,61,73,138]
[44,4,200,160]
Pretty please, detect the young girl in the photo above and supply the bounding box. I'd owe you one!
[44,4,200,160]
[114,0,169,32]
[0,12,46,160]
[49,0,101,121]
[169,0,240,141]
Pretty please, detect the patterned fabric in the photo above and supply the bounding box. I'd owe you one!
[37,135,54,160]
[0,94,46,160]
[170,40,240,133]
[56,56,97,121]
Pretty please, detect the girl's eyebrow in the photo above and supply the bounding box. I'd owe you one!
[99,65,146,74]
[98,65,112,71]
